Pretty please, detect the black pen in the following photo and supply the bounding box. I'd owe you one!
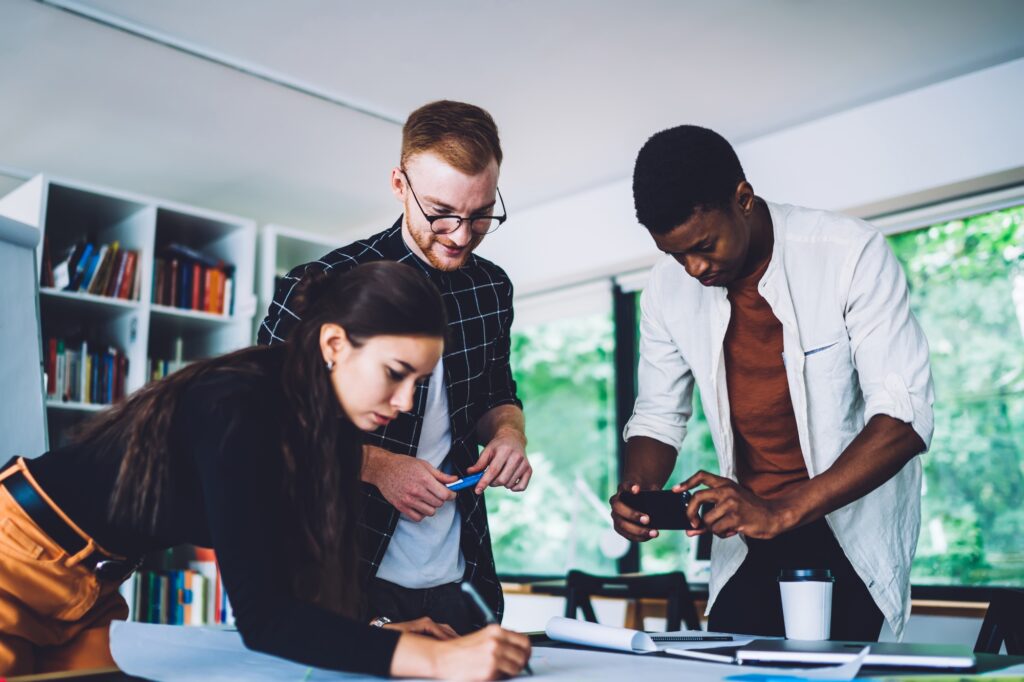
[460,582,534,676]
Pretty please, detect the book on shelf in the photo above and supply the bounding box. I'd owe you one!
[120,548,233,627]
[152,243,234,315]
[146,336,188,383]
[86,243,115,296]
[40,238,140,301]
[44,337,128,405]
[67,242,95,291]
[98,245,122,297]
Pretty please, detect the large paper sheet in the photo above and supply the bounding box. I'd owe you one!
[532,646,867,681]
[112,620,873,682]
[545,620,761,654]
[545,616,657,652]
[109,621,430,681]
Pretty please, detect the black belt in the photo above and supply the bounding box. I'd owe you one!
[1,461,141,582]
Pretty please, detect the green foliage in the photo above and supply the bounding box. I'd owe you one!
[641,381,718,572]
[489,313,619,575]
[491,205,1024,587]
[889,206,1024,586]
[641,205,1024,585]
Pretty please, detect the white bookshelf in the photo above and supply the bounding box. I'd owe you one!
[0,175,257,451]
[255,223,338,338]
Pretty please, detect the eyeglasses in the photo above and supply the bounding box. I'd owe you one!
[401,170,507,236]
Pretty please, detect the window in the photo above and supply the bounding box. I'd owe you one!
[631,201,1024,587]
[632,290,717,578]
[490,286,619,576]
[887,204,1024,586]
[495,196,1024,589]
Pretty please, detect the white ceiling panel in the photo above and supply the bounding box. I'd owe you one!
[2,0,1023,238]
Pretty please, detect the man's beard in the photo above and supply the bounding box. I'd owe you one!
[409,224,479,272]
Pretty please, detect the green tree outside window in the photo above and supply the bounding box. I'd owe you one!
[640,204,1024,587]
[489,313,619,575]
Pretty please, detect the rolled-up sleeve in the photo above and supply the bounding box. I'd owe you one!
[622,277,695,450]
[844,230,935,448]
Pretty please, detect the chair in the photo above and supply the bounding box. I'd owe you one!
[975,588,1024,654]
[564,570,701,631]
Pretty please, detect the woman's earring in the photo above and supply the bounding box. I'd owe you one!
[325,360,334,372]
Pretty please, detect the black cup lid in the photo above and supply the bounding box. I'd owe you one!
[778,568,835,582]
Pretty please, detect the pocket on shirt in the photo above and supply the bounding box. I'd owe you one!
[803,336,852,372]
[804,339,842,358]
[802,336,859,443]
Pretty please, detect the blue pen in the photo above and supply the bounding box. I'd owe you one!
[460,582,534,676]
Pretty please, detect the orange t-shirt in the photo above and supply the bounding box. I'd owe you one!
[723,256,809,499]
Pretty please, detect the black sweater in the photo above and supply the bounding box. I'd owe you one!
[28,346,400,676]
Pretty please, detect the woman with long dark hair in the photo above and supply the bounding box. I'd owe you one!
[0,261,531,679]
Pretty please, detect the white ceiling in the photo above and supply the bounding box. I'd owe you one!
[2,0,1023,239]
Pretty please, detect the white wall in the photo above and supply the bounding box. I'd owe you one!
[479,58,1024,297]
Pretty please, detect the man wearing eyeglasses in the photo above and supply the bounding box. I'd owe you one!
[257,100,528,635]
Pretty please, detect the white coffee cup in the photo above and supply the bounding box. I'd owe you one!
[778,568,834,640]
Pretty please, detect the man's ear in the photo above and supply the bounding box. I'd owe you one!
[320,323,351,366]
[390,167,406,202]
[735,181,756,215]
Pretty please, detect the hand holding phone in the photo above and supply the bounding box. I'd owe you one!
[618,489,695,530]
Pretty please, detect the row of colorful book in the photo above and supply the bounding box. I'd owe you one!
[41,238,141,300]
[146,357,188,383]
[44,338,128,404]
[120,563,233,626]
[152,244,235,315]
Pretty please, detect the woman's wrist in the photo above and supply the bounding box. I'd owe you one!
[390,633,440,679]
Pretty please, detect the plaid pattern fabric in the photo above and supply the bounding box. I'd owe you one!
[257,219,519,620]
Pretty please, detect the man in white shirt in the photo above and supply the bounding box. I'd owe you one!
[610,125,934,641]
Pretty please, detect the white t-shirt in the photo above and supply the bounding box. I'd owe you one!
[375,360,465,588]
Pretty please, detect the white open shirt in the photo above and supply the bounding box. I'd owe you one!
[624,201,935,639]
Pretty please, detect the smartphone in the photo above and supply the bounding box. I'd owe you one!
[446,471,485,491]
[618,489,694,529]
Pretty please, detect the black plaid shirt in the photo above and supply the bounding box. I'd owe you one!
[257,219,519,620]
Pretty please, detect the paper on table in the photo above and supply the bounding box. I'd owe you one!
[545,616,658,653]
[532,646,733,681]
[109,621,430,682]
[726,646,869,682]
[531,645,868,681]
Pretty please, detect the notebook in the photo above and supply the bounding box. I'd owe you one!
[736,639,976,670]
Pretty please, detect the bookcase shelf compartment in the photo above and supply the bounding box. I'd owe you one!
[46,400,107,413]
[0,174,257,451]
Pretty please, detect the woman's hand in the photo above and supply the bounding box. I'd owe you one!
[391,624,532,680]
[381,616,457,640]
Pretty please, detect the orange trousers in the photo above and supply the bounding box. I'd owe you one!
[0,458,128,676]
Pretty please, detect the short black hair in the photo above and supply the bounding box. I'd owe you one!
[632,125,746,234]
